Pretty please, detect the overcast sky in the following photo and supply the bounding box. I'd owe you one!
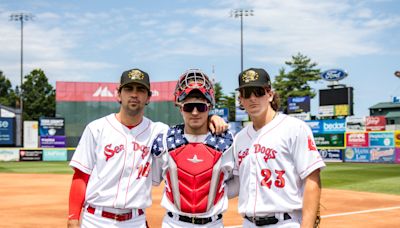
[1,0,399,117]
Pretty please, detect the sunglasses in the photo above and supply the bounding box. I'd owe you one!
[240,87,267,99]
[181,102,209,113]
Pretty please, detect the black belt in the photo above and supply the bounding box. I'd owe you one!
[245,213,291,226]
[167,212,222,225]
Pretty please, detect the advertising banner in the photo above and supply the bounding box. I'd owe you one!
[210,108,229,122]
[56,81,177,102]
[318,149,343,162]
[318,105,334,117]
[370,147,395,163]
[287,96,310,113]
[346,116,366,132]
[366,116,386,131]
[321,119,346,133]
[19,149,43,161]
[394,131,400,147]
[344,148,370,162]
[0,117,14,145]
[314,133,345,148]
[288,112,311,121]
[23,121,39,148]
[40,136,67,148]
[39,117,65,136]
[43,149,68,161]
[334,104,350,116]
[369,132,394,147]
[305,120,322,133]
[346,132,369,147]
[396,148,400,164]
[0,148,19,161]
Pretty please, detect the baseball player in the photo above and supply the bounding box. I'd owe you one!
[230,68,325,228]
[67,68,227,228]
[151,69,234,228]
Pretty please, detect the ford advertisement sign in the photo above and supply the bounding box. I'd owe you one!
[321,69,348,81]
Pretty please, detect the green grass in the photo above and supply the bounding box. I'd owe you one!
[0,161,72,174]
[322,162,400,195]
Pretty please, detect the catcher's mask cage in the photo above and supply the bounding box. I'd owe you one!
[174,69,215,106]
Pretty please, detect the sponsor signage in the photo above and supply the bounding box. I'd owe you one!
[334,104,350,116]
[396,148,400,164]
[365,116,386,131]
[314,133,345,148]
[346,116,366,132]
[56,81,177,102]
[346,132,369,147]
[43,149,68,161]
[40,136,67,148]
[318,105,334,117]
[23,121,39,148]
[19,149,43,161]
[344,148,370,162]
[370,147,395,163]
[210,108,229,122]
[0,117,15,145]
[39,117,65,136]
[318,149,343,162]
[395,131,400,147]
[321,119,346,133]
[287,96,310,113]
[0,148,19,161]
[320,69,348,81]
[288,112,311,121]
[305,120,322,133]
[369,132,394,147]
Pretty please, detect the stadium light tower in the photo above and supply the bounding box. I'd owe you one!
[231,9,254,73]
[9,12,34,113]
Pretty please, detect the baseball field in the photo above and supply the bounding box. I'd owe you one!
[0,162,399,228]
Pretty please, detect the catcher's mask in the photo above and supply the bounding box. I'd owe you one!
[174,69,215,106]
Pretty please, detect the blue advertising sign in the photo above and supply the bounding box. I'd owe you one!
[40,136,67,148]
[321,119,346,133]
[369,132,394,147]
[344,148,370,162]
[39,117,65,136]
[287,96,310,113]
[318,149,343,162]
[305,120,322,133]
[43,149,68,161]
[0,117,15,145]
[210,108,229,122]
[320,69,348,81]
[370,147,395,163]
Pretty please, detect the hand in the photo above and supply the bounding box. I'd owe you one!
[209,115,228,134]
[67,219,80,228]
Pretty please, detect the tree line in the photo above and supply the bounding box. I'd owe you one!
[0,53,321,122]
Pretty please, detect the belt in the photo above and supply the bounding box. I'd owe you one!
[245,213,291,226]
[167,212,222,225]
[87,206,144,222]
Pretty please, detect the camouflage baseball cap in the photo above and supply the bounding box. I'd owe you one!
[119,68,150,91]
[236,68,271,90]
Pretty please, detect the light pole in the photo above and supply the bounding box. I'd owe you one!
[10,13,33,113]
[231,9,254,73]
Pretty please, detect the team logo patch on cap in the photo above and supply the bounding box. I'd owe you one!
[242,70,259,83]
[128,69,144,80]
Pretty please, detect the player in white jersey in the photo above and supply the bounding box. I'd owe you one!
[67,68,227,228]
[230,68,325,228]
[152,69,234,228]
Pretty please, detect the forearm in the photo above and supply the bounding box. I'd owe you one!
[68,168,90,225]
[301,169,321,228]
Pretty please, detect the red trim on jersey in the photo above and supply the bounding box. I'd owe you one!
[299,159,324,177]
[70,160,92,173]
[106,116,129,208]
[68,168,90,220]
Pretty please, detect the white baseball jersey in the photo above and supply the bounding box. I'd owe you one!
[233,113,325,217]
[152,125,234,218]
[70,114,168,209]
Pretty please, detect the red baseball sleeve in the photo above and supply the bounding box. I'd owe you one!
[68,168,90,220]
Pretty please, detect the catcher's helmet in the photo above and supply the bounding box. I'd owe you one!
[174,69,215,106]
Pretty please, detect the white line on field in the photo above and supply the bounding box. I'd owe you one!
[225,206,400,227]
[321,206,400,218]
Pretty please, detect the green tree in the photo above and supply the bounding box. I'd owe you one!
[272,53,321,113]
[214,82,236,122]
[0,71,19,108]
[214,82,224,107]
[21,69,55,120]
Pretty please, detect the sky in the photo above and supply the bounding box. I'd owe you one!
[1,0,399,117]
